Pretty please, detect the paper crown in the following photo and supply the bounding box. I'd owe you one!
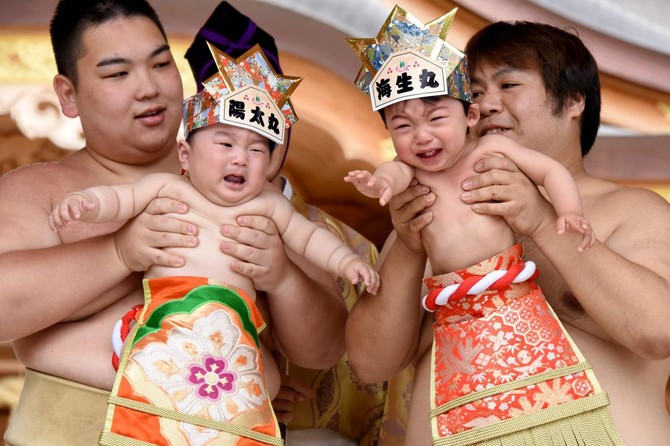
[347,5,472,111]
[182,43,301,145]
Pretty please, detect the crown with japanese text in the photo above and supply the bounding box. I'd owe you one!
[182,42,301,145]
[347,5,472,111]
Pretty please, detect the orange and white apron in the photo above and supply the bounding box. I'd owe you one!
[100,276,282,446]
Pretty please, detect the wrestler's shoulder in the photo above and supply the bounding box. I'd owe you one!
[586,178,669,217]
[0,152,84,189]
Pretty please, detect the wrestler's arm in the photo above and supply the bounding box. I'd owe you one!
[0,170,133,340]
[0,163,199,341]
[346,182,435,383]
[462,156,670,359]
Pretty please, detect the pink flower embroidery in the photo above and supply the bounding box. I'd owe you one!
[186,354,238,403]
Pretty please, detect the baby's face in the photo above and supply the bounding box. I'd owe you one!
[185,123,271,206]
[384,96,478,172]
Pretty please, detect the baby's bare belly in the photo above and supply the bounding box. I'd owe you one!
[423,213,516,274]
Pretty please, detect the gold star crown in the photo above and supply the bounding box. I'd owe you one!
[183,43,302,144]
[347,5,471,111]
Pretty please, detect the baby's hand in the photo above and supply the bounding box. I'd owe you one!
[344,170,392,206]
[49,192,97,231]
[556,214,596,252]
[343,259,380,295]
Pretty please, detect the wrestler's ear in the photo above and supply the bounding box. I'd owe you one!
[177,139,192,173]
[467,103,480,127]
[53,74,79,118]
[564,94,585,120]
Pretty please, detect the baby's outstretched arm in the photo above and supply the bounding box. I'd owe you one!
[557,214,596,252]
[49,173,182,232]
[345,160,415,207]
[272,195,381,293]
[344,170,394,206]
[49,192,99,231]
[479,135,597,252]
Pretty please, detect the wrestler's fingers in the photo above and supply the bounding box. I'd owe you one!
[473,155,520,173]
[149,248,186,268]
[391,191,435,223]
[273,410,293,425]
[408,210,433,233]
[222,225,272,251]
[221,240,254,261]
[227,256,270,279]
[271,395,295,413]
[469,200,510,216]
[281,375,313,399]
[144,213,198,237]
[154,232,199,249]
[143,197,189,216]
[235,215,279,236]
[461,184,509,204]
[389,183,429,210]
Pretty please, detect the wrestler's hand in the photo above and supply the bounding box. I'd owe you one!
[272,374,313,424]
[344,170,393,206]
[48,192,97,230]
[557,214,596,252]
[461,156,556,240]
[114,197,198,271]
[388,180,435,253]
[221,215,290,292]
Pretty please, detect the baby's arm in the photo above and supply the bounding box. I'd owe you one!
[345,160,415,206]
[49,173,176,231]
[266,194,380,293]
[480,135,595,251]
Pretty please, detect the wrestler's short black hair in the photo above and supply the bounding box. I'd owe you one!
[466,21,601,156]
[50,0,167,86]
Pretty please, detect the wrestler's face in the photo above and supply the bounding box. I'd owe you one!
[55,16,183,166]
[179,123,270,206]
[385,97,479,172]
[470,63,581,162]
